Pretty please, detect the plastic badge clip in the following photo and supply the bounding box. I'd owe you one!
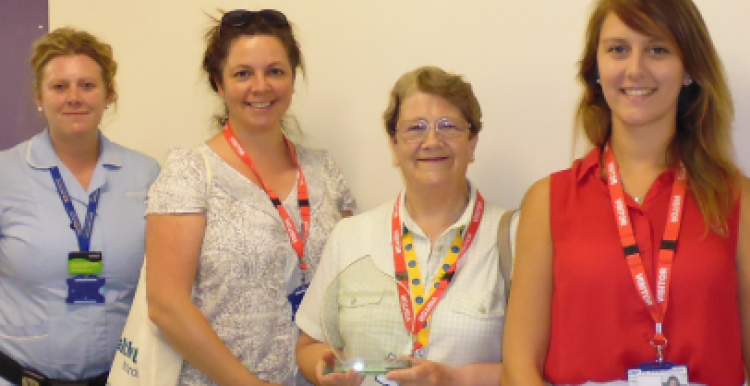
[650,337,668,363]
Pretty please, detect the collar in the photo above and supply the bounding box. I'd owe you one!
[575,146,604,183]
[398,181,477,239]
[26,128,123,170]
[577,145,677,203]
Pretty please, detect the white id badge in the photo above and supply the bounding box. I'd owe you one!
[627,362,688,385]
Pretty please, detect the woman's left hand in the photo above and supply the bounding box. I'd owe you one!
[384,358,455,386]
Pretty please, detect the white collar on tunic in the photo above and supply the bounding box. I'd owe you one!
[398,181,477,240]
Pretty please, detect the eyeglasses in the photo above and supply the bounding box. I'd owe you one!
[220,9,290,30]
[395,118,471,143]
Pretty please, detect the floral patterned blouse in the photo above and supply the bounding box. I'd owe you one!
[147,143,355,385]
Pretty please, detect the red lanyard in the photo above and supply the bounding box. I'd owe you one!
[604,146,686,361]
[223,123,310,271]
[391,191,484,347]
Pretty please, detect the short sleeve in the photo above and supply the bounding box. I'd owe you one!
[146,147,209,214]
[323,152,356,213]
[295,219,345,341]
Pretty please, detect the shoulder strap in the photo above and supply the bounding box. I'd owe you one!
[197,146,213,197]
[498,209,518,303]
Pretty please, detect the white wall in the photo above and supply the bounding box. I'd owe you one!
[50,0,750,212]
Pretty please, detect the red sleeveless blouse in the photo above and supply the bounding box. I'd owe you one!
[544,148,743,384]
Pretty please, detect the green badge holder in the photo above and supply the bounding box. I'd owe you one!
[68,251,103,275]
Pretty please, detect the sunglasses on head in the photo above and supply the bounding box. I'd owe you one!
[220,9,289,29]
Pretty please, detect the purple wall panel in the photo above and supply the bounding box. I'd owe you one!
[0,1,49,150]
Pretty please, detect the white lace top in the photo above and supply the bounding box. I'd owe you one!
[147,144,355,385]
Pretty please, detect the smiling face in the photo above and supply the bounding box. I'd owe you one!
[597,13,689,132]
[217,35,294,134]
[390,91,477,190]
[36,54,112,141]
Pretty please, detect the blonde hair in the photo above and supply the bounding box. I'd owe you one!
[30,27,117,102]
[576,0,738,234]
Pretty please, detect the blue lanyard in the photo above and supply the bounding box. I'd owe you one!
[49,167,100,252]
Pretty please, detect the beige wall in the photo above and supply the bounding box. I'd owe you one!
[50,0,750,212]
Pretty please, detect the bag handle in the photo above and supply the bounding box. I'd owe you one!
[498,209,518,304]
[197,146,213,197]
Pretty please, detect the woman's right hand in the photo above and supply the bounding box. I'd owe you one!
[314,350,365,386]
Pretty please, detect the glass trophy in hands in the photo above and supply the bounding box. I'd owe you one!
[321,255,413,375]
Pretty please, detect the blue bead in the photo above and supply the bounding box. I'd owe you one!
[443,264,450,271]
[412,278,420,285]
[403,226,409,235]
[415,296,424,304]
[434,283,440,288]
[451,246,460,253]
[405,244,413,251]
[408,261,417,268]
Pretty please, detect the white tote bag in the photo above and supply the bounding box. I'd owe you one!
[106,262,182,386]
[108,147,213,386]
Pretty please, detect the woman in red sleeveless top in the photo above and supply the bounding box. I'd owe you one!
[501,0,750,384]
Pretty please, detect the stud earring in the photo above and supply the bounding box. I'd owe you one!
[37,106,43,112]
[596,78,601,84]
[685,77,693,86]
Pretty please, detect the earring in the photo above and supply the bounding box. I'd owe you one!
[37,106,42,112]
[596,78,601,84]
[685,76,693,86]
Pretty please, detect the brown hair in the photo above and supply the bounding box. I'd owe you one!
[30,27,117,102]
[202,10,305,126]
[383,66,482,140]
[576,0,738,234]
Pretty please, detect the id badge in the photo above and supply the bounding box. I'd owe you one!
[68,251,103,275]
[627,362,688,385]
[287,283,309,320]
[66,276,105,304]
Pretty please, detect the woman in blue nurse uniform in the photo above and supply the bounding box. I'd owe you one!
[0,27,159,384]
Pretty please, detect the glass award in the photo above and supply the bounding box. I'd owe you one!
[321,255,413,375]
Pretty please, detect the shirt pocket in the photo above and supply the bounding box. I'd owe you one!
[0,319,50,368]
[335,288,408,358]
[338,289,386,308]
[337,288,389,339]
[438,291,504,363]
[448,291,505,319]
[0,320,49,339]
